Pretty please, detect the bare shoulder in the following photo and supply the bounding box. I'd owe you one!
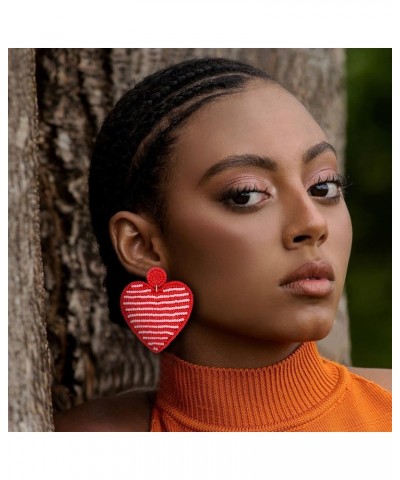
[54,389,156,432]
[348,366,392,392]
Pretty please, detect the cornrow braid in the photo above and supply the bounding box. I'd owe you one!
[123,74,259,216]
[89,57,273,327]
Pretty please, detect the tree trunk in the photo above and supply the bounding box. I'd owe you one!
[35,48,350,413]
[8,48,54,431]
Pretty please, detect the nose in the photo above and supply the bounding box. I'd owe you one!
[282,190,329,250]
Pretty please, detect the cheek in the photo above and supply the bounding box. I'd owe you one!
[165,209,280,330]
[336,205,352,255]
[326,204,353,281]
[164,204,280,296]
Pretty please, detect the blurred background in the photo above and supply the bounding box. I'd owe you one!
[345,48,392,368]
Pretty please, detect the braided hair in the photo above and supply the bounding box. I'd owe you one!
[89,57,272,326]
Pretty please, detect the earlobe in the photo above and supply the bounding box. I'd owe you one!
[108,211,168,278]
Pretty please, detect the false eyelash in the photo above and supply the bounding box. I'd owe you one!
[219,184,270,202]
[315,173,352,195]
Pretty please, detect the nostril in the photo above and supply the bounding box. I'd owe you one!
[293,235,310,243]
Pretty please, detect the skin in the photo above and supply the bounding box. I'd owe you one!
[158,81,352,367]
[55,80,391,431]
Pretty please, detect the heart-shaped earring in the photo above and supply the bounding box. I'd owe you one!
[120,267,194,353]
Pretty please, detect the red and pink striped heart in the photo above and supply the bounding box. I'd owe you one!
[120,267,194,353]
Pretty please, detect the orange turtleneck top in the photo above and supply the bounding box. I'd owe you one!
[150,342,391,432]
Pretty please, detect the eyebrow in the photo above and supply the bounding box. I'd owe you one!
[303,141,337,163]
[198,154,277,185]
[198,141,337,185]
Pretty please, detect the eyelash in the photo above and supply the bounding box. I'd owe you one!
[219,174,351,212]
[310,174,351,204]
[219,184,271,212]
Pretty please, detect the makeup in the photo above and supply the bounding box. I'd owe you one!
[280,261,335,298]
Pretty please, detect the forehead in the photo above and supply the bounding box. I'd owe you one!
[170,82,327,178]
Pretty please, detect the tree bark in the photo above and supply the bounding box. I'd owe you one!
[35,48,350,413]
[8,48,54,431]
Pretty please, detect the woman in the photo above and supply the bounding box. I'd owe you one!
[55,57,391,431]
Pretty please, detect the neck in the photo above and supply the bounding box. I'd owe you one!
[167,319,301,368]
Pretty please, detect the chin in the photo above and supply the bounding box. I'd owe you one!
[257,310,336,344]
[244,319,334,345]
[293,314,335,342]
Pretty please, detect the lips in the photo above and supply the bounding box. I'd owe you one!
[279,261,335,297]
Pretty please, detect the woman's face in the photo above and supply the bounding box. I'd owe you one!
[161,81,352,344]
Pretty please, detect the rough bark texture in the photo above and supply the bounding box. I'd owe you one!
[8,49,54,431]
[35,48,350,412]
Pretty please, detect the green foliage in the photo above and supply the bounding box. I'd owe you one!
[345,49,392,367]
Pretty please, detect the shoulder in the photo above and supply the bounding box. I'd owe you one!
[54,389,155,432]
[347,367,392,393]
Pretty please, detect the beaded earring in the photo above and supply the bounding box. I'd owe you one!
[120,267,194,353]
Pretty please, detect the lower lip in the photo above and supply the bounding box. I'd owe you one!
[280,279,334,297]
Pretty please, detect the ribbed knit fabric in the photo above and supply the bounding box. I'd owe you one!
[150,342,391,431]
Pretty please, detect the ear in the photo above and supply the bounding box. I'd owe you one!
[108,211,169,279]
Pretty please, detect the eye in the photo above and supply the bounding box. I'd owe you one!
[230,189,265,206]
[221,185,270,209]
[308,174,349,200]
[308,181,340,198]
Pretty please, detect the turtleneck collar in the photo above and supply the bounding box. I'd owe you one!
[154,342,349,431]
